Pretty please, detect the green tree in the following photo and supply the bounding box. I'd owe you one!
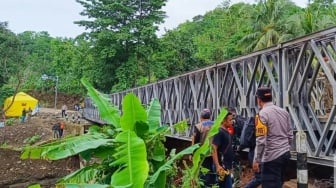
[17,31,53,91]
[285,0,336,37]
[193,3,254,63]
[154,21,205,78]
[0,22,27,107]
[239,0,301,52]
[16,31,94,95]
[306,0,336,31]
[0,22,24,87]
[75,0,167,92]
[48,38,89,94]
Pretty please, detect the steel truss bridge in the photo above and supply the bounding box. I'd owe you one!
[84,27,336,167]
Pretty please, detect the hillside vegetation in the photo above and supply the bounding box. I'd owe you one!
[0,0,335,104]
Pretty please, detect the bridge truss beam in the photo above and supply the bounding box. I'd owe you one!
[84,27,336,166]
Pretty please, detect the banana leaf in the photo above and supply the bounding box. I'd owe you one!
[58,184,109,188]
[21,133,113,160]
[58,164,101,184]
[147,98,161,132]
[110,131,149,188]
[81,78,121,128]
[120,93,147,131]
[148,144,199,185]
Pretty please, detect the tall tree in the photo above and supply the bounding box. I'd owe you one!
[283,0,336,40]
[0,22,24,87]
[0,23,29,88]
[0,22,29,113]
[193,3,254,63]
[154,21,205,78]
[17,31,93,95]
[239,0,301,52]
[17,31,53,91]
[75,0,167,92]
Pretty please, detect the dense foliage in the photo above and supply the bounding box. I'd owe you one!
[21,78,200,187]
[73,0,167,92]
[21,78,230,187]
[2,0,336,186]
[1,0,336,103]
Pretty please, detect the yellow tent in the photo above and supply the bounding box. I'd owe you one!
[3,92,38,117]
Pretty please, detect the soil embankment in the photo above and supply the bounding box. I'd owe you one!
[0,108,85,188]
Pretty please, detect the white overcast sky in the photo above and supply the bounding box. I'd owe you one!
[0,0,308,38]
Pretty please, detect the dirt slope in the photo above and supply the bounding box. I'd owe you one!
[0,108,82,188]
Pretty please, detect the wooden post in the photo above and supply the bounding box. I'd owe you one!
[296,131,308,188]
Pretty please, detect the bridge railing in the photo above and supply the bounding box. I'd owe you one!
[84,27,336,166]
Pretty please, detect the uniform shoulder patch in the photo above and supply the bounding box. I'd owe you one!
[255,114,267,137]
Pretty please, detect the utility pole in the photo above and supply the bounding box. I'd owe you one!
[41,74,58,109]
[54,76,58,109]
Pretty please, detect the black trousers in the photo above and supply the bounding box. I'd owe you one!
[59,129,64,137]
[61,110,66,118]
[261,151,290,188]
[200,156,216,187]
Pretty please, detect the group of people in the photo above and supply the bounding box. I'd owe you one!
[50,104,82,139]
[51,121,66,139]
[191,86,293,188]
[61,104,81,124]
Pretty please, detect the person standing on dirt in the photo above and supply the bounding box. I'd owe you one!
[61,104,67,118]
[52,123,60,139]
[20,108,27,123]
[212,111,234,188]
[65,113,69,121]
[190,108,215,187]
[253,87,293,188]
[59,121,65,138]
[76,112,81,124]
[74,103,80,111]
[71,113,76,123]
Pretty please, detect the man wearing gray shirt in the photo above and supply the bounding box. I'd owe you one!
[252,87,293,188]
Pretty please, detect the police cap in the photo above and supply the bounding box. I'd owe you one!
[256,87,272,101]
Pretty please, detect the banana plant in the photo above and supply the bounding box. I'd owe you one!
[21,78,197,188]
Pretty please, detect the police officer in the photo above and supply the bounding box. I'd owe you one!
[252,87,293,188]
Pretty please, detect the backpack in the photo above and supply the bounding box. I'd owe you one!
[194,120,214,145]
[239,117,256,149]
[233,115,247,138]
